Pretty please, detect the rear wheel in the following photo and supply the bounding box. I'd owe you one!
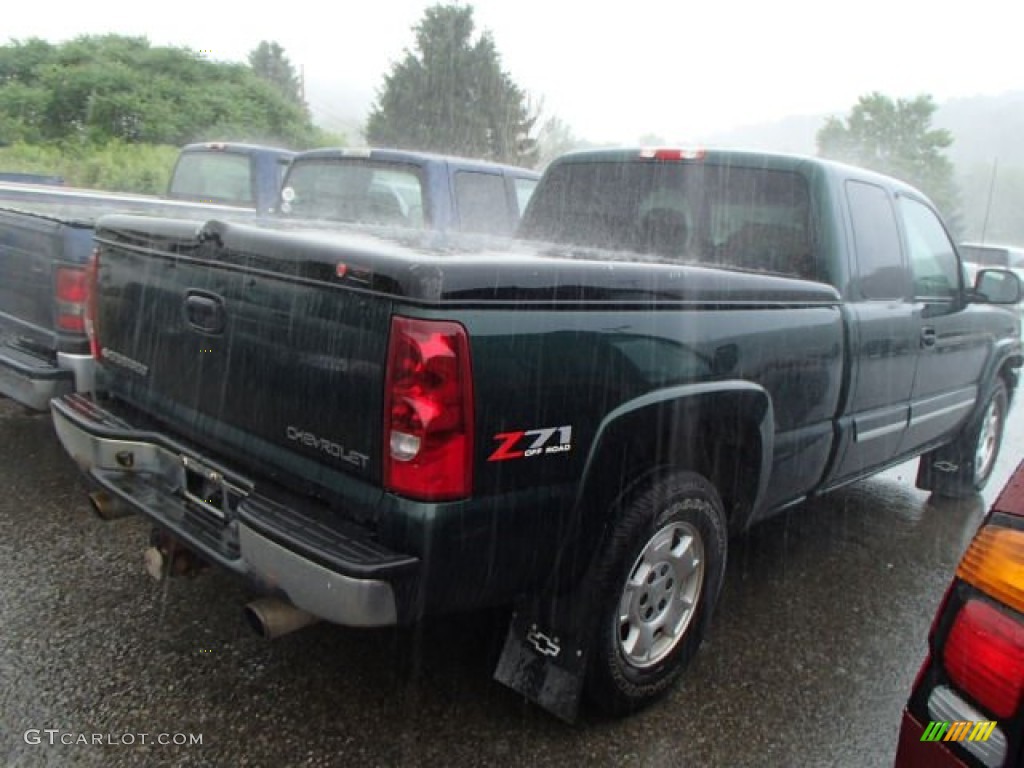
[585,471,727,716]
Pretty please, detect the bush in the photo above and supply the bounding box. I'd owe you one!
[0,140,179,194]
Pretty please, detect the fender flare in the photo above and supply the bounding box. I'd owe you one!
[568,380,775,573]
[985,336,1022,404]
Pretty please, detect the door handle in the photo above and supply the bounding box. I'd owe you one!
[184,292,226,334]
[920,326,937,348]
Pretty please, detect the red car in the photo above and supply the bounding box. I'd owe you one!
[895,461,1024,767]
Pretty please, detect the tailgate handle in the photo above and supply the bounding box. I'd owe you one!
[185,292,226,334]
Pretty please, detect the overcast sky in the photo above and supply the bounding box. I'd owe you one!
[6,0,1023,143]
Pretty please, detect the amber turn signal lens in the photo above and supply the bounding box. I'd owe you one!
[957,526,1024,615]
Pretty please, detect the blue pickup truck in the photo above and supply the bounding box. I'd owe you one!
[0,145,540,412]
[0,142,294,411]
[168,142,295,213]
[278,147,539,235]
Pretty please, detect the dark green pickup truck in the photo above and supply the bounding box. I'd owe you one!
[50,148,1022,720]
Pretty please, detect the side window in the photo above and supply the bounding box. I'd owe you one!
[168,152,254,205]
[455,171,512,235]
[898,197,960,300]
[845,181,906,299]
[513,177,538,217]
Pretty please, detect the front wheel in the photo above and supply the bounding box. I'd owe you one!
[973,381,1008,488]
[585,471,727,716]
[921,379,1008,498]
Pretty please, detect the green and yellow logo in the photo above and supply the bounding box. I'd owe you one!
[921,720,998,743]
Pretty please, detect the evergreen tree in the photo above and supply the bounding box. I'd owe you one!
[366,5,537,166]
[248,41,305,110]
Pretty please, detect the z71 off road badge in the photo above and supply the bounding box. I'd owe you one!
[487,425,573,462]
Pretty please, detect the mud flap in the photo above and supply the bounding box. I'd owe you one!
[493,594,591,723]
[916,444,973,496]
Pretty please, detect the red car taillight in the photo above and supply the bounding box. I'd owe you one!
[84,248,101,360]
[943,523,1024,719]
[55,266,88,333]
[383,316,474,501]
[900,467,1024,767]
[943,598,1024,719]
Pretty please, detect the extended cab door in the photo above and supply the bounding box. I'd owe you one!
[829,180,919,482]
[896,195,988,453]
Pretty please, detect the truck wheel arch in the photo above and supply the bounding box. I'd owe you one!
[568,382,774,579]
[982,337,1021,405]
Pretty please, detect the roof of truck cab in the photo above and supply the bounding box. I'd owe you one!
[290,147,540,178]
[179,142,295,159]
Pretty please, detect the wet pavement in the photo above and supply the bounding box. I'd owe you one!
[1,393,1020,767]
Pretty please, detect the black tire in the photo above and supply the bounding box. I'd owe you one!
[584,471,727,716]
[923,379,1008,498]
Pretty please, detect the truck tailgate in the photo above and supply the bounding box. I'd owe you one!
[0,208,88,342]
[93,216,391,495]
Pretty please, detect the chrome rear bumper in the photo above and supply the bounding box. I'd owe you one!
[0,344,91,411]
[51,394,410,628]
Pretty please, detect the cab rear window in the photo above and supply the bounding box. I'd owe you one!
[169,151,254,205]
[518,160,816,280]
[280,160,425,228]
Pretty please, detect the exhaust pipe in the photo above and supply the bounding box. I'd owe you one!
[244,597,319,640]
[89,490,132,520]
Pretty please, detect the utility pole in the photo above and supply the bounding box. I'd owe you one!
[980,158,998,244]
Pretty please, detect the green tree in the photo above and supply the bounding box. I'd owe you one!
[817,92,959,220]
[366,4,537,166]
[248,41,305,110]
[0,35,317,148]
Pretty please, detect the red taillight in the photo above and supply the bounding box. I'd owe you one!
[383,316,474,501]
[55,266,88,332]
[84,249,101,359]
[944,598,1024,718]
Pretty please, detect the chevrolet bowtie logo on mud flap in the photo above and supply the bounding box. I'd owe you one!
[934,460,961,473]
[526,626,562,658]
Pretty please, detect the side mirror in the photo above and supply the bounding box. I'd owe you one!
[974,268,1022,304]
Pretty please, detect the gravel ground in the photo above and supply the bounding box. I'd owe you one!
[1,394,1020,767]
